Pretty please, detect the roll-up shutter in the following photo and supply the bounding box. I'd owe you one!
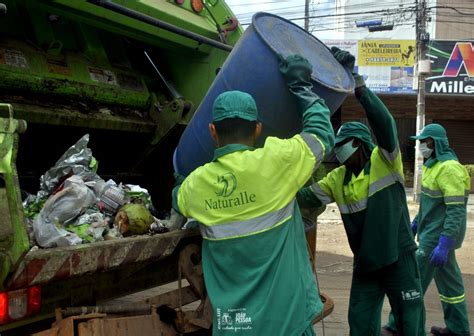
[433,120,474,164]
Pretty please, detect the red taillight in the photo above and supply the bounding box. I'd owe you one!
[0,292,8,324]
[27,286,41,314]
[191,0,203,13]
[0,286,42,325]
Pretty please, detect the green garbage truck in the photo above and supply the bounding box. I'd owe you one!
[0,0,242,331]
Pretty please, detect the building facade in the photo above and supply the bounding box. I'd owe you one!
[329,0,474,170]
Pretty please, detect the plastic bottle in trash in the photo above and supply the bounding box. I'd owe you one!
[93,181,128,214]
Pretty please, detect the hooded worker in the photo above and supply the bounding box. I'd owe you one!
[173,54,335,335]
[385,123,471,336]
[297,47,425,336]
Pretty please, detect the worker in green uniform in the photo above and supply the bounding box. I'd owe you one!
[172,54,335,335]
[297,48,425,336]
[384,123,471,336]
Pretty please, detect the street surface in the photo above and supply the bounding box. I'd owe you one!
[314,191,474,335]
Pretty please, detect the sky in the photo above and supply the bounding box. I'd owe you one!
[226,0,317,33]
[224,0,422,40]
[226,0,306,22]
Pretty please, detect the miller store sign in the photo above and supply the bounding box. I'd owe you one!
[426,41,474,95]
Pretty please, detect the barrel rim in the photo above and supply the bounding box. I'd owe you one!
[252,11,355,94]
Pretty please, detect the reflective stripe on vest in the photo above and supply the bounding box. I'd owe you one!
[421,187,469,203]
[368,172,404,196]
[339,198,367,214]
[311,172,404,214]
[335,172,402,214]
[199,199,295,240]
[421,186,444,198]
[310,183,333,204]
[380,145,399,162]
[445,191,469,204]
[444,195,467,204]
[300,132,325,164]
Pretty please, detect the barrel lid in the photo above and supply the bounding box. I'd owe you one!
[253,12,354,93]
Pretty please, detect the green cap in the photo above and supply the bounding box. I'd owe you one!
[212,91,258,122]
[410,123,447,141]
[335,122,373,146]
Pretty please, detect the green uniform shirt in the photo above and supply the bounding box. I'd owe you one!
[298,87,416,274]
[173,98,334,335]
[417,160,470,250]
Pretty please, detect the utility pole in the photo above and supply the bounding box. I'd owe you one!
[304,0,310,31]
[413,0,429,202]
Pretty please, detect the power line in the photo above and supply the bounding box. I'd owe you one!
[228,0,295,7]
[435,19,474,25]
[235,0,415,16]
[240,14,417,31]
[235,1,413,19]
[432,13,474,20]
[239,7,416,25]
[239,14,415,25]
[233,1,474,22]
[428,5,474,15]
[235,1,474,33]
[303,10,415,26]
[235,0,409,14]
[310,22,415,32]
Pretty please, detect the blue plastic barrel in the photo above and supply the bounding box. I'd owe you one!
[174,12,354,176]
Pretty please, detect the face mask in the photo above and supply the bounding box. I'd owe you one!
[334,139,359,163]
[419,142,433,158]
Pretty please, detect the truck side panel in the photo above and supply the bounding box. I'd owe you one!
[0,105,29,289]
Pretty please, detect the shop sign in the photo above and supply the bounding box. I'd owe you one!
[358,40,416,67]
[426,41,474,95]
[323,39,416,94]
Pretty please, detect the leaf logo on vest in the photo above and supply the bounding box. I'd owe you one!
[205,172,257,210]
[215,172,237,197]
[216,307,253,331]
[401,289,421,301]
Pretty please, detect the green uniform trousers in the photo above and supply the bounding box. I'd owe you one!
[303,324,316,336]
[386,248,470,335]
[349,251,425,336]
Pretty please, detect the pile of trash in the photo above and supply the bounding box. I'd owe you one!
[23,134,185,248]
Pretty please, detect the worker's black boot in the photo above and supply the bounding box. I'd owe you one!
[380,326,398,336]
[430,326,457,335]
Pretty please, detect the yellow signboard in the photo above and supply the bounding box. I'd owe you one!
[358,40,416,66]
